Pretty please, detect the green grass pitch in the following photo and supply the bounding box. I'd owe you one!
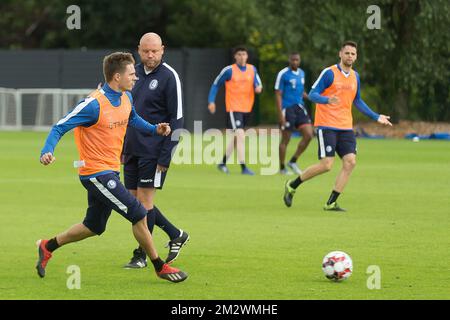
[0,131,449,299]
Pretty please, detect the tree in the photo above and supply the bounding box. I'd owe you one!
[0,0,167,49]
[1,0,448,121]
[165,0,259,48]
[248,0,450,122]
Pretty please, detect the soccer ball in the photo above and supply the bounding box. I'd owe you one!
[322,251,353,281]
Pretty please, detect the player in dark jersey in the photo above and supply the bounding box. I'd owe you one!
[122,33,189,268]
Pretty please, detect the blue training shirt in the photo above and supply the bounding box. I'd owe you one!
[274,67,306,108]
[40,83,157,179]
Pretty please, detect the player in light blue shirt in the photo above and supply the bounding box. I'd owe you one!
[275,52,313,175]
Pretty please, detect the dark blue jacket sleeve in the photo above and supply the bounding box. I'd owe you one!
[40,98,99,156]
[353,72,380,121]
[159,72,184,168]
[308,68,334,104]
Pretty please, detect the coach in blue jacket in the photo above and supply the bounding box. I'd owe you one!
[122,33,189,268]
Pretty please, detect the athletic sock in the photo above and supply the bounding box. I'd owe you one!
[289,156,298,163]
[280,163,285,170]
[147,209,156,233]
[154,206,181,240]
[222,156,227,165]
[151,257,165,272]
[45,238,60,252]
[136,246,146,257]
[240,163,247,170]
[327,190,340,205]
[290,176,303,189]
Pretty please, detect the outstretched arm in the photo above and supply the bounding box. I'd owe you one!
[40,98,99,165]
[354,73,392,126]
[126,92,171,136]
[128,105,171,136]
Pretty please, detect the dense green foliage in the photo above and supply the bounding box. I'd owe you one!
[1,0,449,122]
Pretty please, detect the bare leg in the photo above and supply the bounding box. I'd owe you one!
[136,187,156,211]
[279,130,292,169]
[292,125,313,160]
[132,217,158,260]
[56,223,96,246]
[333,153,356,193]
[223,133,236,163]
[300,157,335,182]
[235,128,246,164]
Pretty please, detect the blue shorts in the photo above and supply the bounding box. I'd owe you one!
[317,128,357,159]
[123,154,167,190]
[282,105,312,131]
[227,111,250,130]
[80,172,147,235]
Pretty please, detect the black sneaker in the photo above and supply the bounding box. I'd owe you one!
[283,180,296,207]
[124,247,147,269]
[323,202,346,212]
[165,230,190,264]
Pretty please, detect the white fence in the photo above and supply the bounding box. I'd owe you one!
[0,88,92,131]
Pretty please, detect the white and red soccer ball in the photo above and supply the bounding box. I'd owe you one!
[322,251,353,281]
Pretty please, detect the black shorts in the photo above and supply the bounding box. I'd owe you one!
[317,128,357,159]
[281,104,312,131]
[227,111,250,130]
[80,172,147,235]
[123,154,167,190]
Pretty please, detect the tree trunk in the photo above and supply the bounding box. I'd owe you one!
[393,89,409,121]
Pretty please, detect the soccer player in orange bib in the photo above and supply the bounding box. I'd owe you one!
[208,46,263,175]
[283,41,392,211]
[37,52,187,283]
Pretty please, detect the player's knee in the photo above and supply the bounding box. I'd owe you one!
[280,138,290,147]
[139,199,153,211]
[321,160,334,172]
[301,135,313,145]
[83,224,105,236]
[303,131,314,142]
[344,157,356,169]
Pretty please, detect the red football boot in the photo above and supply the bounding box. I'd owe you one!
[156,263,188,283]
[36,239,53,278]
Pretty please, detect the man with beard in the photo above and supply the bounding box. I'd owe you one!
[283,41,392,211]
